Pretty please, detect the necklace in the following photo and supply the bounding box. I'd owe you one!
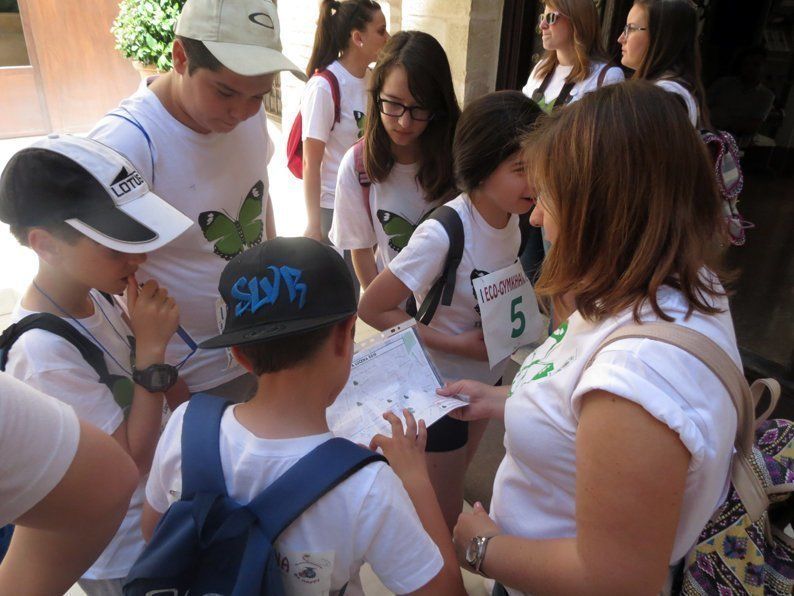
[32,281,132,376]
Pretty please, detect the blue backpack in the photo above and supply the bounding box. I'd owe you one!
[124,394,386,596]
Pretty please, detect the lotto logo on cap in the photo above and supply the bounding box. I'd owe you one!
[200,237,357,349]
[0,135,192,253]
[176,0,306,79]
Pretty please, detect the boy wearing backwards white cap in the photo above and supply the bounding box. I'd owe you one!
[0,135,192,595]
[91,0,306,400]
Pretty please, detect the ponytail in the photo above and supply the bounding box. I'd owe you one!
[306,0,381,76]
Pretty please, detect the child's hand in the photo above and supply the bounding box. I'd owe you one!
[453,328,488,361]
[453,502,501,569]
[127,277,179,366]
[438,379,507,421]
[369,409,429,488]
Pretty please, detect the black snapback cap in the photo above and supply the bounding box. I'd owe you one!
[200,237,357,349]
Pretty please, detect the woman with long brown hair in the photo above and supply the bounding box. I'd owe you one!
[619,0,709,127]
[523,0,624,113]
[442,81,737,594]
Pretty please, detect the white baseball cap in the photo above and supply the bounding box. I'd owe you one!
[176,0,306,80]
[0,135,192,254]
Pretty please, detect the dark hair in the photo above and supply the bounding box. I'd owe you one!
[524,80,727,323]
[453,91,543,193]
[535,0,609,84]
[176,35,223,75]
[306,0,381,77]
[364,31,460,204]
[234,322,342,375]
[632,0,711,127]
[10,222,82,247]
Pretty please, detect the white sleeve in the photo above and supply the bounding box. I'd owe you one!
[655,80,699,126]
[145,403,187,514]
[301,78,335,143]
[90,115,155,185]
[571,339,736,471]
[354,466,443,594]
[522,63,542,98]
[329,147,376,250]
[388,219,449,295]
[0,372,81,525]
[603,66,625,86]
[4,333,124,434]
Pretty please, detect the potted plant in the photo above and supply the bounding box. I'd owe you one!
[112,0,186,79]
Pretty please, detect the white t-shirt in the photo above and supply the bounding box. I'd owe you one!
[146,403,443,596]
[389,194,520,384]
[0,372,80,526]
[656,79,699,126]
[301,61,370,209]
[491,286,738,596]
[522,61,624,112]
[4,290,157,580]
[329,148,441,269]
[90,81,274,392]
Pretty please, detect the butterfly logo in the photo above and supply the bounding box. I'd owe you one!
[470,268,489,315]
[198,180,264,261]
[376,209,433,253]
[354,110,366,139]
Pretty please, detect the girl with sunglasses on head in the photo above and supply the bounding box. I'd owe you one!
[329,31,460,290]
[300,1,388,254]
[445,81,738,595]
[619,0,709,127]
[359,91,543,531]
[523,0,624,113]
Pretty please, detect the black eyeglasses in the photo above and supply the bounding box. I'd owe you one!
[622,23,648,37]
[377,98,435,122]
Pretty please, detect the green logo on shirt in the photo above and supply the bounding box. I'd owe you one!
[510,321,569,394]
[198,180,264,261]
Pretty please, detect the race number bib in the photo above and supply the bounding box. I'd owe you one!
[472,261,545,368]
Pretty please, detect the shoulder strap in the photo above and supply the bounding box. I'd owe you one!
[0,313,119,392]
[584,322,773,521]
[413,206,464,325]
[247,438,386,541]
[316,69,342,128]
[106,108,155,185]
[181,393,233,498]
[533,68,554,98]
[352,139,372,220]
[518,213,531,257]
[596,63,610,88]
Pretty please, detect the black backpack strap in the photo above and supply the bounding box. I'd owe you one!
[181,393,233,498]
[413,206,464,326]
[247,437,386,541]
[531,68,575,109]
[0,313,120,392]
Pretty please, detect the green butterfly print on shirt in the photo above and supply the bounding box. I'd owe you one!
[354,110,366,139]
[377,209,432,253]
[198,180,264,261]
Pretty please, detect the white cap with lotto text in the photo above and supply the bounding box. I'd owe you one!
[175,0,306,79]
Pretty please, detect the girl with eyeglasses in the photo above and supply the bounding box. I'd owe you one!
[330,31,460,290]
[359,91,543,531]
[619,0,709,127]
[522,0,624,113]
[300,0,389,257]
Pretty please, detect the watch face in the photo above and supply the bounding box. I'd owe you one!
[151,367,174,386]
[465,539,478,566]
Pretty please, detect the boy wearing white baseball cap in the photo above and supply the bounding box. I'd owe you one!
[0,134,191,595]
[90,0,305,400]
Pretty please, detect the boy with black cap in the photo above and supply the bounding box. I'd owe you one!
[90,0,306,400]
[143,237,466,595]
[0,134,192,595]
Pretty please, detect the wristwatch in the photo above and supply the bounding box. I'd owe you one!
[132,363,178,393]
[465,534,496,576]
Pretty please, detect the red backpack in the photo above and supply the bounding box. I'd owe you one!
[286,69,341,179]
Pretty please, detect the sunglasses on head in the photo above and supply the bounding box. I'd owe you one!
[539,11,567,26]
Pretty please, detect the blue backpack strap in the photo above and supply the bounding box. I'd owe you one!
[0,313,121,392]
[181,393,233,497]
[248,437,386,539]
[413,205,464,326]
[107,108,155,184]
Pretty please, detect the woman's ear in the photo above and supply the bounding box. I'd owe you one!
[350,29,364,49]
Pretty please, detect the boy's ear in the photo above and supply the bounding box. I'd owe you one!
[230,345,254,373]
[172,38,189,76]
[333,314,357,356]
[27,228,60,264]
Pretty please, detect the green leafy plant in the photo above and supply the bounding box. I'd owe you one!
[111,0,186,71]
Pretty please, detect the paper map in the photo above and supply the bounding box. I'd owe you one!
[326,321,466,444]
